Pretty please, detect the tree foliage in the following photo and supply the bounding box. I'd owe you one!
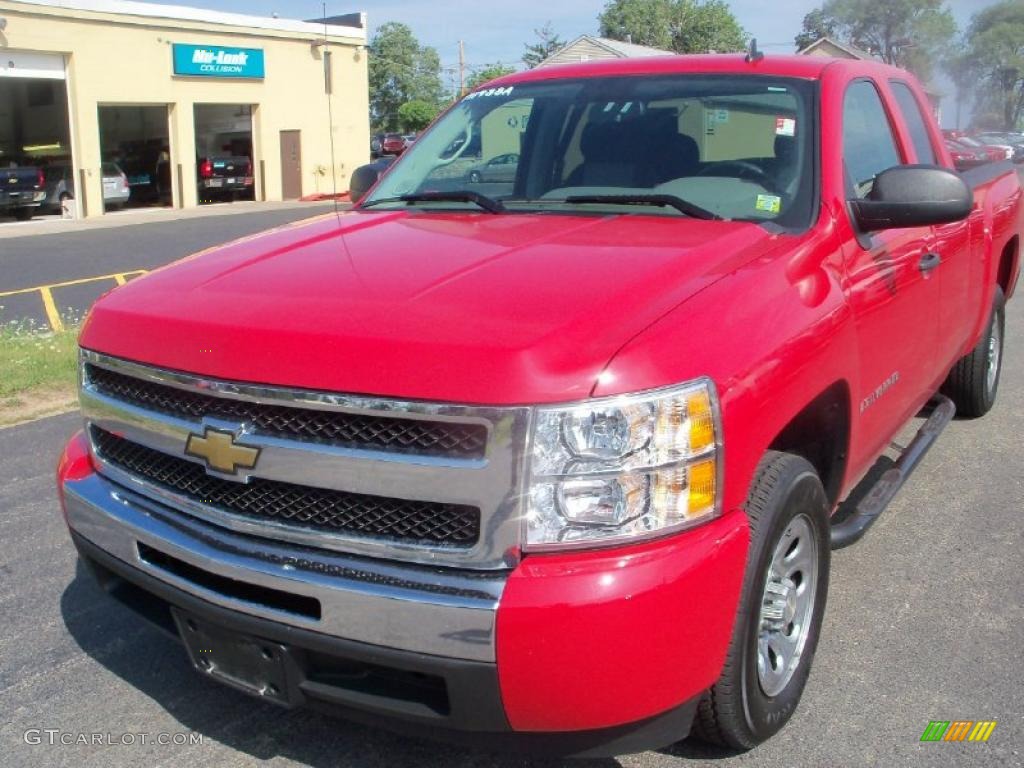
[368,22,444,132]
[598,0,746,54]
[397,100,439,132]
[965,0,1024,130]
[523,21,566,68]
[941,41,979,130]
[794,8,838,51]
[467,63,516,91]
[803,0,955,82]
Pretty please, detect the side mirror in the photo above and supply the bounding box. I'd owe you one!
[850,164,972,232]
[349,157,394,203]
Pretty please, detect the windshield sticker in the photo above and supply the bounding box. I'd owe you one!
[464,86,514,101]
[775,117,796,137]
[756,194,782,214]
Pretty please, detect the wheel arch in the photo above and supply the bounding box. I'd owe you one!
[766,380,851,507]
[997,234,1019,300]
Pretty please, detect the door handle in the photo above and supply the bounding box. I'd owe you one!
[919,252,942,273]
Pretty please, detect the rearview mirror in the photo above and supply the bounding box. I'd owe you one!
[850,165,972,232]
[349,157,394,203]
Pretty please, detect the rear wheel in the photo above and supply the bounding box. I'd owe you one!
[692,451,830,749]
[941,286,1005,418]
[13,207,33,221]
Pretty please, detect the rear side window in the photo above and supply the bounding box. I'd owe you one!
[842,80,902,198]
[890,81,937,164]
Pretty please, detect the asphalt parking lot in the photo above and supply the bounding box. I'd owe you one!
[0,202,337,329]
[0,303,1021,767]
[1,198,1023,766]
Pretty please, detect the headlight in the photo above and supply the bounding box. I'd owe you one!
[526,379,721,550]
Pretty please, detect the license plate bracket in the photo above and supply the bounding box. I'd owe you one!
[171,608,300,707]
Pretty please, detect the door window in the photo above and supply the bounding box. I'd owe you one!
[890,81,937,164]
[842,80,903,198]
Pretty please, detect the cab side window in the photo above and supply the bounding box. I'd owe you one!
[890,81,937,164]
[842,80,903,198]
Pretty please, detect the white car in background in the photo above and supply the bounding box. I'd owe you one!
[101,161,131,209]
[44,162,132,211]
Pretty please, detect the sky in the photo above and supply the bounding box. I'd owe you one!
[141,0,1004,124]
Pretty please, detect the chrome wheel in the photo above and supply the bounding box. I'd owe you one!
[987,316,1002,396]
[757,513,818,697]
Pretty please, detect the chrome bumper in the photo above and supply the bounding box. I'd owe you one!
[63,471,507,662]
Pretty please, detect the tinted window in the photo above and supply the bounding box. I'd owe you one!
[843,80,902,198]
[890,81,936,164]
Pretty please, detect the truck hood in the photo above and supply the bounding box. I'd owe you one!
[81,210,781,403]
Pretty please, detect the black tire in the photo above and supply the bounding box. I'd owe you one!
[692,451,830,750]
[14,207,33,221]
[941,287,1005,418]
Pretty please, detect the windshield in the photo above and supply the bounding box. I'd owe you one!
[363,74,817,228]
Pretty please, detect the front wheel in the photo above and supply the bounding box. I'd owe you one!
[692,451,830,749]
[941,287,1005,418]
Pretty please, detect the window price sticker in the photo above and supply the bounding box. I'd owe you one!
[775,117,796,137]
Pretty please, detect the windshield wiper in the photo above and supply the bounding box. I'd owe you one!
[561,194,721,220]
[361,190,505,213]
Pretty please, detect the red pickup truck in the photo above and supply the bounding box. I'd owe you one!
[58,54,1020,755]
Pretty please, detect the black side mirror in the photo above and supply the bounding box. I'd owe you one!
[349,157,394,203]
[850,164,972,232]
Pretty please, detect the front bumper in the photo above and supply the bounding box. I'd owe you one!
[58,431,748,753]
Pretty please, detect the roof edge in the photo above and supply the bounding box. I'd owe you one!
[4,0,367,40]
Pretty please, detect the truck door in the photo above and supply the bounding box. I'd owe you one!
[839,79,940,459]
[888,79,975,371]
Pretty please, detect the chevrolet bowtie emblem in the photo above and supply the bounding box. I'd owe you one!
[185,426,260,475]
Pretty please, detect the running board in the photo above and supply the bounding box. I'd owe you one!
[830,395,956,550]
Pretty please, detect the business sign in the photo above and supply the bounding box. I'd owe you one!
[172,44,265,79]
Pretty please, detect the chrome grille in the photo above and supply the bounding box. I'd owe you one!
[92,427,481,546]
[79,351,531,569]
[85,363,488,459]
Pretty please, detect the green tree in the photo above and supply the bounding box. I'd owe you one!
[942,42,979,130]
[523,21,566,68]
[397,100,439,132]
[598,0,746,54]
[794,8,838,51]
[965,1,1024,130]
[808,0,956,82]
[467,63,516,90]
[368,22,444,131]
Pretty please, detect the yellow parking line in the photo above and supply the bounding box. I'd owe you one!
[0,269,148,332]
[38,286,64,333]
[0,269,147,298]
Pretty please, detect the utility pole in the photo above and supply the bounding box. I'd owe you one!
[459,40,466,97]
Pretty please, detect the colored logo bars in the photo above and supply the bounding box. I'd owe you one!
[920,721,997,743]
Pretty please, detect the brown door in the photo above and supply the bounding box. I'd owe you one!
[279,130,302,199]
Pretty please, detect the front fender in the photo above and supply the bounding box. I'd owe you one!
[593,224,856,514]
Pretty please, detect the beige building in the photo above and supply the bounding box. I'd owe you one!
[0,0,369,217]
[539,35,674,68]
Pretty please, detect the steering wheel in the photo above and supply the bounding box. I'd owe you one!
[696,159,774,188]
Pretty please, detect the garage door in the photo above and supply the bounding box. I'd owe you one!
[0,51,71,223]
[0,50,66,80]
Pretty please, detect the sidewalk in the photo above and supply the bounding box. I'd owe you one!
[0,200,347,240]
